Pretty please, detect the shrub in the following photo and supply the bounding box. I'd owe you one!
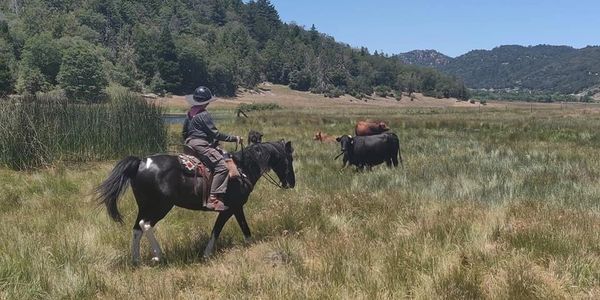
[374,85,392,97]
[325,87,344,98]
[289,69,313,91]
[237,102,281,112]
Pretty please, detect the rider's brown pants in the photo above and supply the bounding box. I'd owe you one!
[185,138,228,195]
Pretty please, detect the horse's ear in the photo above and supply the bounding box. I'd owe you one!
[285,141,294,153]
[336,136,341,142]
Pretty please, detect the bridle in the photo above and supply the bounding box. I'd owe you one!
[236,140,286,189]
[263,171,284,189]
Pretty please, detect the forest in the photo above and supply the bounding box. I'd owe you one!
[0,0,469,101]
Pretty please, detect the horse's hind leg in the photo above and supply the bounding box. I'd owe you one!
[131,227,143,264]
[203,211,233,258]
[135,203,173,263]
[139,220,162,262]
[234,208,252,243]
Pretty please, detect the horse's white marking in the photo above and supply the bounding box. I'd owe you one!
[145,158,153,169]
[347,135,352,138]
[139,220,162,262]
[132,229,143,264]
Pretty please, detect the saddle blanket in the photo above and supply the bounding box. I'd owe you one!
[178,154,207,177]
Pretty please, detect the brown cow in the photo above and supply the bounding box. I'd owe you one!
[355,120,390,136]
[313,131,336,143]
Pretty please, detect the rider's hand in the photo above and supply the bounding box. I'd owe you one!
[237,136,244,145]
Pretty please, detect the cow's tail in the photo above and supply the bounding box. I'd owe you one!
[387,133,403,167]
[95,156,141,223]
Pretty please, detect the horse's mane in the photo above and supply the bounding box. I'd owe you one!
[233,141,286,173]
[234,141,284,160]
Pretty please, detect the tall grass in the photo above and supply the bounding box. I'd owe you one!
[2,105,600,298]
[0,91,166,169]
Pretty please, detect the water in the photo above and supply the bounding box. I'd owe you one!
[163,114,187,124]
[163,113,228,124]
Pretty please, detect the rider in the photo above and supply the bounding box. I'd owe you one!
[182,86,242,212]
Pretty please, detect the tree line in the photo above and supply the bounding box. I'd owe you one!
[0,0,469,101]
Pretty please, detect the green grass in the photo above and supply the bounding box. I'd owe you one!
[1,106,600,298]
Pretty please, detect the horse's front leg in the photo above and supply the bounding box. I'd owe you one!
[203,211,234,258]
[234,208,252,243]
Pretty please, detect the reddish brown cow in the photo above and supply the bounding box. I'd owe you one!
[355,121,390,136]
[313,131,336,143]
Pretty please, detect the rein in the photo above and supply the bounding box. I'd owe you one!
[262,172,283,188]
[334,151,345,160]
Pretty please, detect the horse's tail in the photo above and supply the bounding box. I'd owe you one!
[95,156,141,223]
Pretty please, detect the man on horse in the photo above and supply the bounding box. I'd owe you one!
[182,86,242,212]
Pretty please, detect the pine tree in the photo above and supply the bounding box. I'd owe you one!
[155,24,182,93]
[57,39,108,102]
[0,60,12,96]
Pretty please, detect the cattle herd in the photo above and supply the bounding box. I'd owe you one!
[250,120,402,170]
[314,120,403,170]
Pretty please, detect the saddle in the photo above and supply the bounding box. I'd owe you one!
[179,145,241,205]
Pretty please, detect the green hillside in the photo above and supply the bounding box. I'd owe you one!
[0,0,468,100]
[399,45,600,95]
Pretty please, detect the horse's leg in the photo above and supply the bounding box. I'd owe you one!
[234,208,252,243]
[131,223,144,264]
[139,220,162,262]
[203,211,234,258]
[138,204,173,263]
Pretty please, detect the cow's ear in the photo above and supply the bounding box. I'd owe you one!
[285,141,294,153]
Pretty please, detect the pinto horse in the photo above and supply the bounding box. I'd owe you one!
[95,141,295,264]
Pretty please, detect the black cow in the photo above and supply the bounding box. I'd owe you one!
[336,133,402,169]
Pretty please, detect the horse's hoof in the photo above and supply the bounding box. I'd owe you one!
[244,237,253,244]
[151,257,160,263]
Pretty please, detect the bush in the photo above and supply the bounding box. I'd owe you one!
[289,69,313,91]
[325,87,344,98]
[237,102,281,112]
[374,85,392,97]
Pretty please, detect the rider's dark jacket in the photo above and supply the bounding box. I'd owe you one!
[182,107,236,144]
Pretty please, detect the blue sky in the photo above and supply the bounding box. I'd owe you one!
[269,0,600,57]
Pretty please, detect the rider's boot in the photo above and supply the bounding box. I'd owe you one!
[206,194,228,212]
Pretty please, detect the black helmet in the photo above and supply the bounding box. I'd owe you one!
[187,86,215,105]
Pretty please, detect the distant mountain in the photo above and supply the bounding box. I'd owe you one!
[400,45,600,94]
[396,50,452,68]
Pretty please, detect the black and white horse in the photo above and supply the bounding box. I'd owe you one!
[95,141,296,264]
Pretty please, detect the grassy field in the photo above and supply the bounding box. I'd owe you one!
[2,97,600,298]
